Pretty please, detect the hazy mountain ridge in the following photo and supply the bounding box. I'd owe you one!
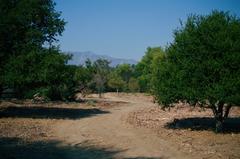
[66,51,138,67]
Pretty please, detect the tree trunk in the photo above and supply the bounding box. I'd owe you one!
[0,84,2,98]
[98,88,102,98]
[215,116,223,133]
[117,88,119,96]
[211,103,232,133]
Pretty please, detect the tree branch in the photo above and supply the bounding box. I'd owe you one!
[211,105,217,117]
[224,104,232,119]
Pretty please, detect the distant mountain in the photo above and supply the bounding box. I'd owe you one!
[65,51,138,67]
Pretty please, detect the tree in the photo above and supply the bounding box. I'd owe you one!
[0,0,65,67]
[74,65,92,96]
[152,11,240,132]
[115,64,133,83]
[136,47,165,92]
[108,72,126,94]
[128,77,139,92]
[0,0,67,99]
[92,59,111,98]
[2,47,72,100]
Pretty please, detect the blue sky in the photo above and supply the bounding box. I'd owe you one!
[55,0,240,60]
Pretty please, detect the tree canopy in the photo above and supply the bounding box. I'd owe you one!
[136,47,165,92]
[152,11,240,132]
[0,0,65,58]
[0,0,69,100]
[108,72,126,94]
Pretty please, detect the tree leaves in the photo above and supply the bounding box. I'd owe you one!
[152,11,240,107]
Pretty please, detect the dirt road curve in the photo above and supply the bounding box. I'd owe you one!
[54,93,194,159]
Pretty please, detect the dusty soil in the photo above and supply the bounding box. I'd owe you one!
[127,103,240,159]
[0,93,239,159]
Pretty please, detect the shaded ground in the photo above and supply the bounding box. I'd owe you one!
[0,106,109,119]
[166,117,240,132]
[0,137,163,159]
[0,137,123,159]
[0,93,240,159]
[127,102,240,159]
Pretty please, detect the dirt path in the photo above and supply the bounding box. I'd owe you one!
[54,93,194,159]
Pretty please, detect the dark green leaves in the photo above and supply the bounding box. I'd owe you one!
[152,11,240,107]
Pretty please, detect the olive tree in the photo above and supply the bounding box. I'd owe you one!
[152,11,240,132]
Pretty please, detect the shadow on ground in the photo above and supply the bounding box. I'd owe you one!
[0,106,109,119]
[165,117,240,133]
[0,137,163,159]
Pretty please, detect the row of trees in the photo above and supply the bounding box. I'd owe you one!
[0,0,141,100]
[74,60,140,98]
[0,0,239,132]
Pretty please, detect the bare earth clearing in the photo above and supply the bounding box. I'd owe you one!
[0,93,239,159]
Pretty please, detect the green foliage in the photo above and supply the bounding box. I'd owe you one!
[152,11,240,132]
[128,77,139,92]
[0,0,65,64]
[108,72,126,92]
[0,0,70,100]
[152,54,180,106]
[154,11,240,107]
[115,64,133,83]
[2,47,74,100]
[2,0,238,134]
[92,59,111,97]
[23,87,50,100]
[136,47,165,92]
[74,66,92,89]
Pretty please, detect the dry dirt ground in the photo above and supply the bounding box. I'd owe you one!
[0,93,239,159]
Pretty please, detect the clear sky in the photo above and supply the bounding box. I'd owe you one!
[55,0,240,60]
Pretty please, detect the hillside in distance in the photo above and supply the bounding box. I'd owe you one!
[66,51,138,67]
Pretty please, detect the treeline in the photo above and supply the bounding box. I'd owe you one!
[0,0,239,132]
[0,0,148,101]
[69,59,140,99]
[0,0,164,100]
